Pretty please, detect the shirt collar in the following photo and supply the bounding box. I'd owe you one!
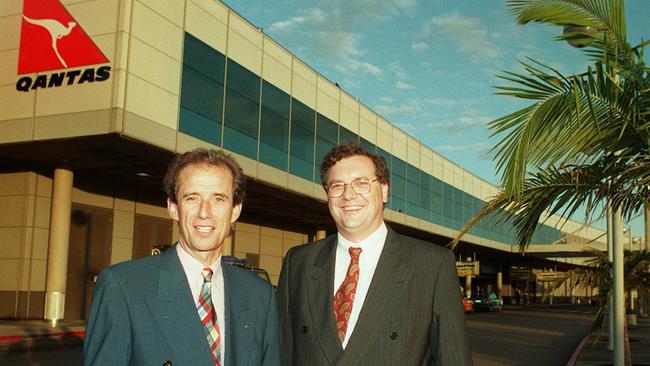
[337,222,387,251]
[176,243,222,280]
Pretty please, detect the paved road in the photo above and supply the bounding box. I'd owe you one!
[0,305,596,365]
[0,336,83,366]
[468,305,595,366]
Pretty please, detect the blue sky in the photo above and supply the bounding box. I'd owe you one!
[222,0,650,234]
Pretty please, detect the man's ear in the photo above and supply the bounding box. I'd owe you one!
[167,198,179,221]
[381,183,389,204]
[231,202,242,223]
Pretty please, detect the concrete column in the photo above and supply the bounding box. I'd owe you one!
[464,257,472,298]
[644,204,650,317]
[496,271,503,298]
[44,164,74,325]
[645,204,650,251]
[607,203,614,350]
[612,206,625,366]
[315,229,326,241]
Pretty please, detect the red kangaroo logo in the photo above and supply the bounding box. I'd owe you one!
[18,0,108,74]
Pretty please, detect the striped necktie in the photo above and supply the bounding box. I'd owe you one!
[197,267,222,366]
[333,247,362,343]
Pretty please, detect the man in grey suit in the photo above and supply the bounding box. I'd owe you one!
[278,143,471,366]
[85,148,280,366]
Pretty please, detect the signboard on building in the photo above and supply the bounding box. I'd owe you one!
[456,261,480,276]
[15,0,111,92]
[509,267,533,280]
[536,271,567,282]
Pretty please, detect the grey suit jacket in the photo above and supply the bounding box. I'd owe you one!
[84,247,280,366]
[278,227,472,366]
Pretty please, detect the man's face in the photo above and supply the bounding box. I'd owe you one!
[167,163,242,264]
[326,155,388,242]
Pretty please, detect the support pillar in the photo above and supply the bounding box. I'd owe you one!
[496,271,503,298]
[315,229,326,241]
[640,205,648,317]
[607,203,614,350]
[464,257,472,298]
[645,204,650,251]
[612,206,625,366]
[44,164,73,326]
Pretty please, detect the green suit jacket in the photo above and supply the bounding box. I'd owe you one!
[278,227,472,366]
[84,247,280,366]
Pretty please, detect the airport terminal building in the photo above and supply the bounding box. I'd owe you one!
[0,0,606,321]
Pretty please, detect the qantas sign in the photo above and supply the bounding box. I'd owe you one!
[16,0,111,92]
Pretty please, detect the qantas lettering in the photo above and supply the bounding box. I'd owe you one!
[16,66,111,92]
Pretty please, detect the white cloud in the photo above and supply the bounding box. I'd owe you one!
[437,142,489,153]
[411,42,429,51]
[268,7,384,80]
[335,57,383,77]
[427,115,491,133]
[424,12,502,62]
[427,121,455,129]
[395,122,417,134]
[389,62,409,80]
[424,98,457,108]
[375,100,423,115]
[396,80,415,90]
[376,97,459,118]
[328,0,418,22]
[458,116,491,127]
[268,8,326,33]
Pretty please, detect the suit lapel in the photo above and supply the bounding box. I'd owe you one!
[223,263,254,366]
[342,228,413,359]
[307,236,344,364]
[145,248,214,366]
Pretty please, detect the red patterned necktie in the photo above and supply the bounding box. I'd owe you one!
[197,267,222,366]
[333,247,362,343]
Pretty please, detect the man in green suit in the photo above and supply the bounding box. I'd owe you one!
[278,143,472,366]
[85,148,280,366]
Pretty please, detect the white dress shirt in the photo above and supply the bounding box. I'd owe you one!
[333,222,388,348]
[176,245,226,364]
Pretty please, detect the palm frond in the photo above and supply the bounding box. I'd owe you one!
[507,0,626,45]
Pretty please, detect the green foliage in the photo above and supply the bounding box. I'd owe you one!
[543,249,650,331]
[453,0,650,252]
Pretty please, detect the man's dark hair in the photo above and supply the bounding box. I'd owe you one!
[319,143,390,185]
[163,148,246,205]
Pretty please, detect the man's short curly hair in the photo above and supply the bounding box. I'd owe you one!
[163,148,246,205]
[319,143,390,186]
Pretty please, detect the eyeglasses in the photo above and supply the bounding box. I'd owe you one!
[324,178,379,198]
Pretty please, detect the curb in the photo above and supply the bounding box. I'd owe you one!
[0,331,85,344]
[566,331,591,366]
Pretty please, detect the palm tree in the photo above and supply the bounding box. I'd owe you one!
[453,0,650,252]
[543,249,650,331]
[450,2,649,364]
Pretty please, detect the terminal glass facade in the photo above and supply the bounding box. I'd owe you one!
[178,32,561,245]
[260,80,290,170]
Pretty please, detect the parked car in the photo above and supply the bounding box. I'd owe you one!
[462,297,474,313]
[472,292,502,312]
[460,286,473,313]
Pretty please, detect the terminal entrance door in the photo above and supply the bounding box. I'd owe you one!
[65,204,112,320]
[132,214,173,259]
